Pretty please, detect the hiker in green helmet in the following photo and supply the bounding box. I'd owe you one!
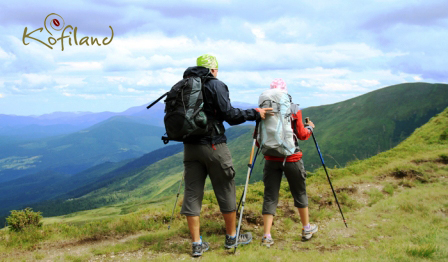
[256,78,318,247]
[181,54,273,257]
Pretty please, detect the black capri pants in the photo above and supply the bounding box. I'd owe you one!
[262,159,308,215]
[181,143,236,216]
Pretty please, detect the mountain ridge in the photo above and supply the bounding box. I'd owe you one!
[24,82,448,219]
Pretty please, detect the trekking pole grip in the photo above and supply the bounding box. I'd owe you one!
[248,139,256,166]
[248,121,260,166]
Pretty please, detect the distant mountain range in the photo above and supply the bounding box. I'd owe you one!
[0,103,164,140]
[0,117,167,183]
[0,102,256,140]
[0,100,255,217]
[17,82,447,219]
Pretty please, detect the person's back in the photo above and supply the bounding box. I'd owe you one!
[181,65,259,146]
[180,54,272,257]
[257,79,318,247]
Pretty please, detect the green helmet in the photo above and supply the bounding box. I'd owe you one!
[197,54,218,69]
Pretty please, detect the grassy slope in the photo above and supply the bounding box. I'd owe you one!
[22,83,448,220]
[22,126,253,219]
[74,83,448,194]
[300,82,448,170]
[0,107,446,261]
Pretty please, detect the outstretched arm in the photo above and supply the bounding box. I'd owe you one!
[293,110,314,140]
[212,81,271,125]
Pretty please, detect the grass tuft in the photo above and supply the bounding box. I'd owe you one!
[367,188,384,206]
[406,244,438,258]
[382,183,395,195]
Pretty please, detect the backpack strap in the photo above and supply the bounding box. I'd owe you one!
[199,76,222,147]
[290,104,301,149]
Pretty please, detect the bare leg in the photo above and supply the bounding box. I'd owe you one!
[263,214,274,235]
[223,211,236,236]
[297,207,309,227]
[186,216,201,242]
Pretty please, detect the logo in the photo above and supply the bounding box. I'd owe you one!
[22,13,114,51]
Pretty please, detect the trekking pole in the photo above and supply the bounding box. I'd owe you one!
[146,92,168,109]
[234,121,260,254]
[168,173,184,230]
[236,147,260,214]
[306,117,348,228]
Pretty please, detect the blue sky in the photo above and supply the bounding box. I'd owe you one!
[0,0,447,115]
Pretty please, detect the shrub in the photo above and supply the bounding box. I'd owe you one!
[6,208,43,232]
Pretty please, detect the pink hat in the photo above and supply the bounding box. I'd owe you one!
[270,78,288,92]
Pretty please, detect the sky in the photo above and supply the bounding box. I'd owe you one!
[0,0,447,116]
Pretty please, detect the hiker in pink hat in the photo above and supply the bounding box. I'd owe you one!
[256,78,318,247]
[270,78,288,92]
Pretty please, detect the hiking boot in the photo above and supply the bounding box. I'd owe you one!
[192,239,210,257]
[261,236,274,247]
[302,224,318,241]
[224,232,253,249]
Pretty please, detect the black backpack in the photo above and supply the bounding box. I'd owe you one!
[161,76,212,142]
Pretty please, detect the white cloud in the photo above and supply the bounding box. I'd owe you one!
[0,93,4,98]
[135,69,184,87]
[63,92,111,99]
[57,62,103,72]
[0,47,15,61]
[54,84,69,89]
[358,79,381,87]
[118,84,144,93]
[0,0,446,115]
[251,28,265,39]
[22,74,53,86]
[319,82,369,92]
[300,80,312,87]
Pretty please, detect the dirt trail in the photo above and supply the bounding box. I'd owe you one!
[1,233,153,262]
[3,170,445,261]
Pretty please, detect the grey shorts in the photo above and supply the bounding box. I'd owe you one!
[262,160,308,215]
[180,143,236,216]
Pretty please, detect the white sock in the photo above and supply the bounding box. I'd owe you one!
[193,239,202,245]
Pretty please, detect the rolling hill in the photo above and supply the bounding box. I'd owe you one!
[0,116,167,183]
[300,82,448,170]
[1,97,447,261]
[24,82,448,219]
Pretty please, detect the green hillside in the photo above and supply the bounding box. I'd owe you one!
[23,83,448,219]
[1,102,446,261]
[19,143,184,219]
[0,160,131,223]
[300,82,448,170]
[0,116,166,180]
[25,126,253,218]
[0,116,171,223]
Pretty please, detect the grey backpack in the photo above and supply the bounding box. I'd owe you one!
[257,89,298,157]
